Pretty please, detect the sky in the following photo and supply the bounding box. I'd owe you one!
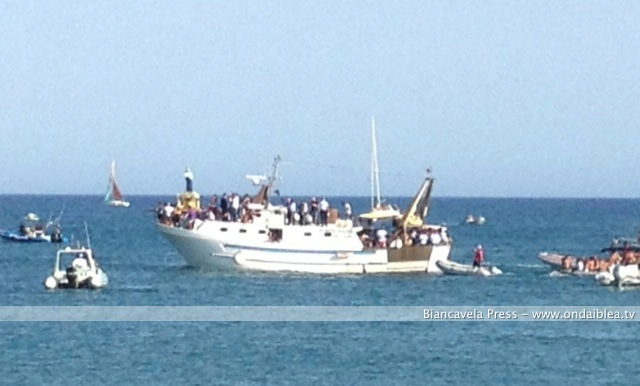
[1,1,639,198]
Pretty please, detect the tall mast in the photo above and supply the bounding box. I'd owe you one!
[110,161,116,184]
[371,117,381,209]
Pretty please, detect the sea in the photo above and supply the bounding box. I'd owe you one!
[2,194,640,385]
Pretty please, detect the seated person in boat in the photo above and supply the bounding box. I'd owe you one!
[388,229,404,249]
[622,251,637,266]
[241,210,253,224]
[376,228,388,248]
[576,258,586,272]
[598,260,611,272]
[429,229,443,245]
[585,256,599,272]
[561,256,573,271]
[358,230,376,249]
[609,251,622,265]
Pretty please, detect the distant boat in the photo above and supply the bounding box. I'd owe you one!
[436,260,502,276]
[0,212,65,243]
[44,246,108,290]
[105,161,130,208]
[359,117,402,221]
[464,214,485,225]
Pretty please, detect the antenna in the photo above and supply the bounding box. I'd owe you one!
[84,222,91,249]
[371,117,381,208]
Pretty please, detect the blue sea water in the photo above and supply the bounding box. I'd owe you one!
[2,194,640,385]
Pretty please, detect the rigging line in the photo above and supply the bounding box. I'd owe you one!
[282,159,418,178]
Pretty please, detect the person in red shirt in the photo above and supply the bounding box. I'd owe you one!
[473,245,484,268]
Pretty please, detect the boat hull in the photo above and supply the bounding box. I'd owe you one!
[107,200,130,208]
[538,252,565,267]
[157,224,451,274]
[436,260,501,276]
[45,271,109,290]
[0,229,65,243]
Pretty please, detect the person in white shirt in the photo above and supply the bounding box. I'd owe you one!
[231,194,240,222]
[430,231,442,245]
[289,200,297,225]
[376,228,388,248]
[418,232,429,246]
[164,203,175,218]
[319,198,329,226]
[343,202,352,220]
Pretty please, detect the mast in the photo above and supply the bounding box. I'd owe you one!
[251,155,282,206]
[110,161,123,201]
[111,161,116,181]
[371,117,381,209]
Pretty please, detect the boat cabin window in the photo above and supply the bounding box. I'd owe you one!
[304,232,312,236]
[239,229,247,233]
[258,230,266,234]
[324,232,332,237]
[220,228,228,232]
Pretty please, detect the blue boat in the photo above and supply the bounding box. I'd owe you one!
[0,213,66,243]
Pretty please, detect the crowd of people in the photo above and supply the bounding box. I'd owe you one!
[155,194,359,230]
[359,226,451,250]
[560,242,640,273]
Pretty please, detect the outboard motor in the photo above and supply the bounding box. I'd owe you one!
[66,266,78,287]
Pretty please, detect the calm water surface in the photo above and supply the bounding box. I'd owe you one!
[1,195,640,385]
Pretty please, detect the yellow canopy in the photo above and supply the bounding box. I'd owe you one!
[359,208,402,220]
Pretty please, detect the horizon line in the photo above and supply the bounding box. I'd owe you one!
[0,193,639,200]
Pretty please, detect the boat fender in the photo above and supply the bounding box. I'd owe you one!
[44,276,57,290]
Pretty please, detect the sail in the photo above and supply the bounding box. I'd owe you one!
[112,181,123,201]
[105,161,125,203]
[104,178,113,202]
[400,177,434,229]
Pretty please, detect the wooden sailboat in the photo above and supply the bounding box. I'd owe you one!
[359,117,401,221]
[105,161,130,208]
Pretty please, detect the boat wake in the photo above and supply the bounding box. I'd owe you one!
[113,285,157,293]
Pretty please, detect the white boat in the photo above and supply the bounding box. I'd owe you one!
[359,117,401,221]
[44,246,108,289]
[105,161,130,208]
[464,214,485,225]
[436,260,502,276]
[157,157,452,274]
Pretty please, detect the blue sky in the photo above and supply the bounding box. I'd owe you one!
[1,1,639,197]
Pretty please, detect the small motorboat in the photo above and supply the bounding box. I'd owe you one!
[436,260,502,276]
[464,215,486,225]
[44,246,108,290]
[0,213,66,243]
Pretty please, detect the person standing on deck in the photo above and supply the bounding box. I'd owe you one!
[473,245,484,268]
[319,198,329,226]
[343,201,353,220]
[184,167,194,192]
[310,197,319,225]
